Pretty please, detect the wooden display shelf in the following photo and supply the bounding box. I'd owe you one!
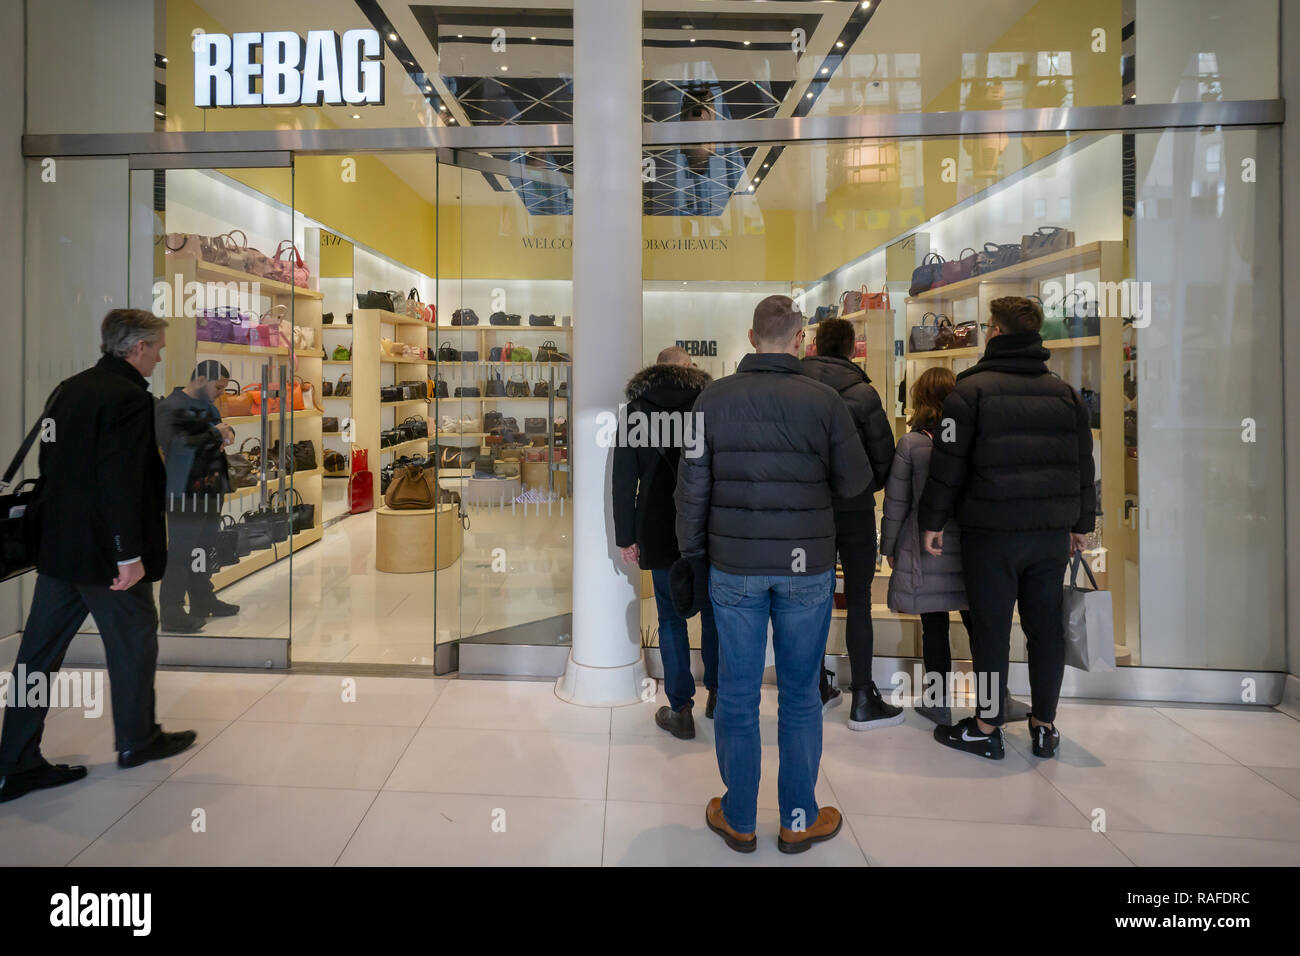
[322,359,353,365]
[191,260,325,299]
[435,431,487,439]
[904,346,981,361]
[223,409,323,425]
[905,241,1112,303]
[381,356,431,365]
[197,343,324,358]
[478,395,552,402]
[380,437,433,457]
[435,360,571,369]
[211,524,322,592]
[224,468,323,505]
[433,326,572,334]
[371,309,434,328]
[1044,335,1101,350]
[381,399,430,408]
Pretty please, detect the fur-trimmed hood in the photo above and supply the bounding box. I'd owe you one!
[624,363,712,409]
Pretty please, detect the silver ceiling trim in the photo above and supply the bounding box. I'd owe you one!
[436,148,574,187]
[21,100,1283,159]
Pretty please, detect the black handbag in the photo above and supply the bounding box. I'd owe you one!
[334,373,352,397]
[0,383,64,582]
[528,314,556,326]
[454,386,481,397]
[398,380,428,401]
[433,377,449,399]
[239,509,283,549]
[524,417,547,434]
[217,514,250,561]
[490,311,521,326]
[505,376,530,398]
[322,380,333,397]
[271,439,317,473]
[485,371,506,397]
[402,415,429,439]
[1065,289,1101,337]
[437,342,460,362]
[451,308,479,326]
[483,410,504,432]
[437,446,465,469]
[459,350,479,362]
[273,487,315,533]
[908,252,946,297]
[973,241,1022,276]
[473,454,495,475]
[556,381,568,398]
[323,417,339,433]
[812,305,838,323]
[225,450,258,489]
[536,340,561,362]
[1020,225,1075,261]
[381,385,401,402]
[357,290,396,311]
[533,380,549,397]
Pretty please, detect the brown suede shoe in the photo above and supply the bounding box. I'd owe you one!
[705,796,757,853]
[777,806,842,854]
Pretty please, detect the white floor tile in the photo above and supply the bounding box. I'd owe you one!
[1250,765,1300,801]
[1037,758,1300,840]
[0,775,158,866]
[1154,706,1300,768]
[424,679,610,735]
[171,721,416,789]
[602,800,867,866]
[1000,702,1237,766]
[384,726,608,800]
[819,739,1089,828]
[239,674,444,726]
[36,712,231,783]
[338,791,604,866]
[847,814,1132,867]
[1104,830,1300,867]
[153,669,286,721]
[74,781,376,866]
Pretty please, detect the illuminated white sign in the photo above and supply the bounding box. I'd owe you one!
[195,29,385,108]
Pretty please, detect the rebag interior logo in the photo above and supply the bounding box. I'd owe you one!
[195,29,384,108]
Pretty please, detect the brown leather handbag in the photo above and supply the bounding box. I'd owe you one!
[384,464,437,510]
[953,321,978,348]
[217,379,256,418]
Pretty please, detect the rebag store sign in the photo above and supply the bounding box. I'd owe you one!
[195,29,384,108]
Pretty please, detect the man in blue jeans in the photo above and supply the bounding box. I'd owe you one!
[612,347,717,739]
[674,296,870,853]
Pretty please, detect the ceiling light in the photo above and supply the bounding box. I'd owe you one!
[531,36,537,41]
[389,33,397,41]
[754,177,760,184]
[689,38,696,43]
[861,1,872,8]
[835,41,844,48]
[154,110,164,118]
[160,56,168,63]
[762,163,769,168]
[352,114,361,119]
[439,103,447,110]
[500,64,508,71]
[457,33,463,38]
[743,41,750,46]
[821,67,829,74]
[806,92,813,98]
[748,184,755,191]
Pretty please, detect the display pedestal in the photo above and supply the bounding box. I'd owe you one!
[374,504,462,572]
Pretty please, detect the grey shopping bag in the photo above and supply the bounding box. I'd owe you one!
[1062,555,1115,672]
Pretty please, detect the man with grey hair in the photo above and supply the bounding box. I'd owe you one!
[0,309,197,804]
[675,294,870,854]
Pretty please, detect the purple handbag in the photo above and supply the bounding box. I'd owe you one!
[196,307,248,344]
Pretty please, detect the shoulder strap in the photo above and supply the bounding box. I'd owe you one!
[3,382,65,489]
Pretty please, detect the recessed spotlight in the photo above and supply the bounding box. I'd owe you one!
[389,33,397,41]
[154,110,164,118]
[689,38,696,43]
[500,64,508,71]
[748,184,755,191]
[762,163,769,168]
[754,177,761,184]
[531,36,537,41]
[457,33,463,38]
[160,56,168,63]
[861,1,872,8]
[835,41,844,48]
[352,114,361,119]
[743,40,750,46]
[439,103,447,111]
[806,92,813,98]
[821,67,829,74]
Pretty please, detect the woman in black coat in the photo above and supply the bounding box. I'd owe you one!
[612,349,715,740]
[801,317,901,730]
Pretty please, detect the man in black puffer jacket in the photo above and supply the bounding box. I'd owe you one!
[801,318,898,730]
[613,347,716,741]
[918,295,1095,762]
[675,295,869,855]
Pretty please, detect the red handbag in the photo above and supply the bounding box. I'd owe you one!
[863,283,890,310]
[349,470,374,514]
[351,447,369,473]
[853,339,868,358]
[270,240,310,288]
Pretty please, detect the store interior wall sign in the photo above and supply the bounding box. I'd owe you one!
[194,29,384,108]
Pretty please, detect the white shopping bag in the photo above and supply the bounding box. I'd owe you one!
[1062,555,1115,672]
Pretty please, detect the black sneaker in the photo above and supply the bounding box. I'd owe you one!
[654,705,695,740]
[820,667,841,713]
[1002,693,1032,722]
[704,688,717,720]
[159,614,205,634]
[916,704,952,726]
[193,599,240,618]
[933,716,1005,760]
[118,729,198,769]
[1030,719,1061,758]
[847,682,906,731]
[0,762,88,803]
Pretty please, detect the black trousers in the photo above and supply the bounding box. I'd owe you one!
[835,510,877,692]
[961,530,1069,726]
[918,609,973,701]
[0,574,161,774]
[159,510,217,616]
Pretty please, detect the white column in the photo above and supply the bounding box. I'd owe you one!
[556,0,647,706]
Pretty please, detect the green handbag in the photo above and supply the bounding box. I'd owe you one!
[1029,295,1068,341]
[332,345,351,360]
[509,346,533,362]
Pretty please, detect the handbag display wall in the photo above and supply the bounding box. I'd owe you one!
[908,312,956,352]
[451,308,479,326]
[908,253,945,296]
[1020,226,1075,261]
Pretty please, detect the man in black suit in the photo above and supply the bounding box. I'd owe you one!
[0,309,197,804]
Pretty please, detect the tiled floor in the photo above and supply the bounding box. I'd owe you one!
[2,670,1299,866]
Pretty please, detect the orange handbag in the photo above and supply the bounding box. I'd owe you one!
[291,376,306,411]
[217,379,256,417]
[242,383,280,414]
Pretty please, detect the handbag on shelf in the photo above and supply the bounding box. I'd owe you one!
[811,305,838,324]
[398,380,428,401]
[225,449,258,489]
[334,373,352,397]
[357,290,396,311]
[953,321,978,348]
[524,417,548,434]
[485,371,506,397]
[269,240,310,288]
[459,350,479,362]
[292,325,315,351]
[404,288,433,322]
[483,410,504,432]
[488,347,503,362]
[217,514,251,561]
[908,312,955,353]
[535,340,563,362]
[241,384,280,414]
[218,230,273,278]
[324,449,349,475]
[1020,225,1075,261]
[323,417,339,433]
[385,465,438,510]
[451,308,479,326]
[431,377,449,399]
[528,314,555,326]
[195,307,249,344]
[505,376,530,398]
[509,346,533,362]
[494,460,521,478]
[1064,289,1101,337]
[489,311,521,326]
[217,379,255,418]
[331,345,352,360]
[438,446,466,469]
[908,252,946,297]
[973,241,1022,276]
[272,486,316,533]
[237,511,275,552]
[380,386,401,403]
[454,385,481,398]
[533,380,549,397]
[436,342,460,362]
[940,248,979,285]
[270,438,317,473]
[322,380,334,398]
[839,287,867,314]
[556,381,568,398]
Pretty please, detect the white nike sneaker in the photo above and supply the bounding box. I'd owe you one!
[933,715,1005,760]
